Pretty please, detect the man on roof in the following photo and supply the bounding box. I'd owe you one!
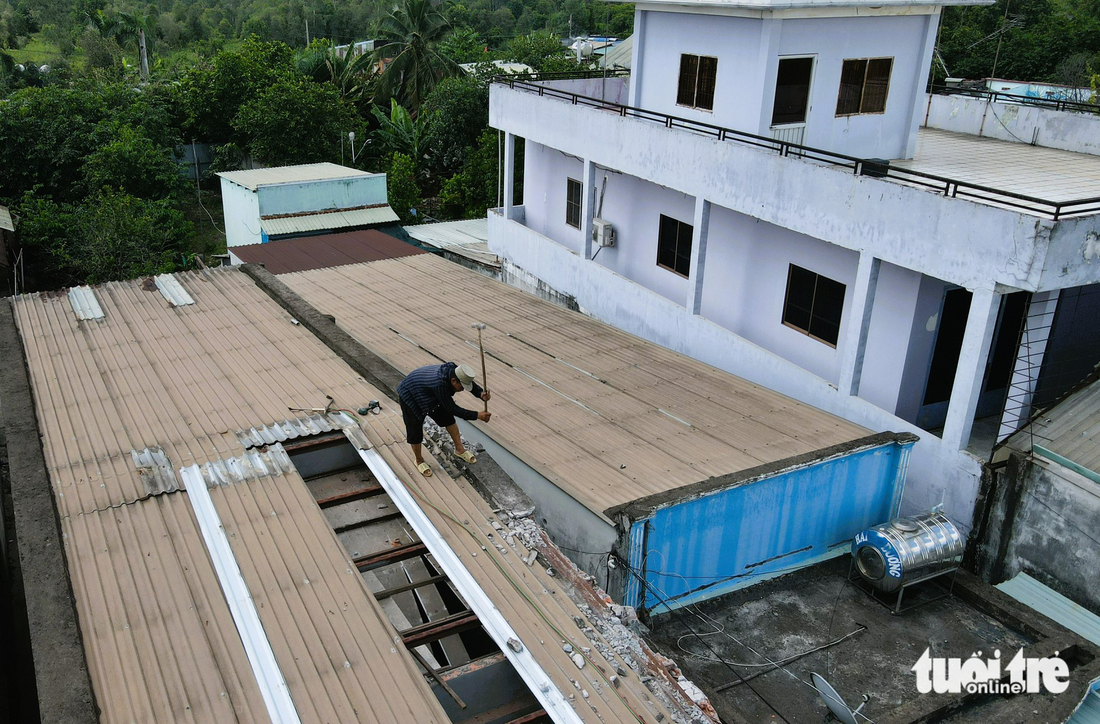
[398,361,491,477]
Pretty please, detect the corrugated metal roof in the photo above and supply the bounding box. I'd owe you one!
[67,285,104,320]
[0,204,13,232]
[602,36,633,69]
[281,254,872,517]
[260,206,400,236]
[996,573,1100,646]
[154,273,195,306]
[1068,680,1100,724]
[217,162,371,191]
[405,219,499,268]
[14,269,451,723]
[1006,376,1100,475]
[12,266,689,723]
[232,229,424,274]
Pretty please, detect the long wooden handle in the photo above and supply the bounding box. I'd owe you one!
[478,328,488,412]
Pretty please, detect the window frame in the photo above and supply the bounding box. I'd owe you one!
[781,264,846,348]
[676,53,718,112]
[770,55,816,127]
[656,214,694,278]
[565,178,582,229]
[835,57,893,117]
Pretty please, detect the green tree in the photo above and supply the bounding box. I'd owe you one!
[82,124,184,199]
[504,31,576,73]
[439,26,486,64]
[17,189,192,287]
[233,77,364,165]
[297,41,376,103]
[386,151,421,223]
[373,0,459,113]
[421,74,488,178]
[439,127,507,219]
[177,38,296,143]
[0,82,179,203]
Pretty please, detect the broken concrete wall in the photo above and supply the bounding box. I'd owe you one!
[971,450,1100,615]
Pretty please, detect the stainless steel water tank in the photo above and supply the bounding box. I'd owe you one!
[851,512,963,593]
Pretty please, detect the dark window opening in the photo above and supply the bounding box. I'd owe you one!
[565,178,582,229]
[836,57,893,116]
[657,215,693,277]
[782,264,846,347]
[922,287,972,406]
[772,57,814,126]
[677,54,718,111]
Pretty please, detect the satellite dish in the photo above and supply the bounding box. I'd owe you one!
[811,673,868,724]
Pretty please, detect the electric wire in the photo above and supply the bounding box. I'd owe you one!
[622,558,877,723]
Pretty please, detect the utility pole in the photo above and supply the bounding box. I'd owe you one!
[138,28,149,80]
[305,17,310,46]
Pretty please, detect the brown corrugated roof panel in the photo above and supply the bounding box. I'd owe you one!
[281,254,873,518]
[231,229,424,275]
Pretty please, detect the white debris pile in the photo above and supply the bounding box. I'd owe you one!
[421,418,483,477]
[498,514,719,724]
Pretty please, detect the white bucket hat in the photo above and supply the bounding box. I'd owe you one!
[454,363,477,391]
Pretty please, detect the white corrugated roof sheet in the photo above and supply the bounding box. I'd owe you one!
[602,36,633,69]
[218,163,371,191]
[996,573,1100,646]
[260,206,400,236]
[0,205,13,232]
[404,218,498,268]
[1007,375,1100,476]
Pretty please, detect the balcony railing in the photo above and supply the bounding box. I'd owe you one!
[494,76,1100,221]
[929,84,1100,116]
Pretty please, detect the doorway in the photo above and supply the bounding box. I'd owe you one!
[770,56,815,145]
[916,287,972,431]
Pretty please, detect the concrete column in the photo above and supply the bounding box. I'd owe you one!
[686,197,711,314]
[838,254,881,396]
[581,159,597,260]
[997,290,1059,441]
[754,19,783,135]
[628,10,645,107]
[942,288,1001,451]
[905,10,941,159]
[503,132,516,220]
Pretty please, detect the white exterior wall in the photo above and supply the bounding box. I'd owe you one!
[773,14,936,158]
[633,11,766,132]
[631,9,936,158]
[220,179,262,248]
[492,85,1100,294]
[859,261,925,414]
[523,143,585,255]
[700,204,858,383]
[924,93,1100,157]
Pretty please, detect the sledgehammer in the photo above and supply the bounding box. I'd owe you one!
[471,323,489,412]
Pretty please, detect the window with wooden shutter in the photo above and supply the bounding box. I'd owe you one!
[676,54,718,111]
[836,57,893,116]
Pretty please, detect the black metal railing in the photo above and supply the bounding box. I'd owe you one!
[496,68,631,82]
[493,76,1100,221]
[930,84,1100,116]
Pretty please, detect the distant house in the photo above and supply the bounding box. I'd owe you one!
[458,59,535,76]
[217,163,399,253]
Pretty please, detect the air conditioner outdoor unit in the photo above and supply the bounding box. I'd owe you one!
[593,218,615,247]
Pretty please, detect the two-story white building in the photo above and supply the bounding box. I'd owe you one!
[486,0,1100,529]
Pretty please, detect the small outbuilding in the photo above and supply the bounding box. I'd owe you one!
[218,163,399,248]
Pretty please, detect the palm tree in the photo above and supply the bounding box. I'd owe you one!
[373,0,459,114]
[298,44,375,103]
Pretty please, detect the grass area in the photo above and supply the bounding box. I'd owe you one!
[7,36,70,65]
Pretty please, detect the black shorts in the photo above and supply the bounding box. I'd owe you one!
[400,400,455,445]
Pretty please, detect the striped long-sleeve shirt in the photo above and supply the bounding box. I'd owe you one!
[397,362,483,425]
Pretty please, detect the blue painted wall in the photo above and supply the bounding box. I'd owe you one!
[624,439,914,613]
[257,175,387,216]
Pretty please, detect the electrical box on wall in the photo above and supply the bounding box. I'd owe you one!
[593,218,615,247]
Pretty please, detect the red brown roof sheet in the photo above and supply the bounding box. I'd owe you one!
[232,229,424,274]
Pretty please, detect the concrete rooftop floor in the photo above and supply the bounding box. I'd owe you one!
[646,557,1038,724]
[895,128,1100,204]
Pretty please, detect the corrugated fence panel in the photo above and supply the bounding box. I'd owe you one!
[627,439,915,613]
